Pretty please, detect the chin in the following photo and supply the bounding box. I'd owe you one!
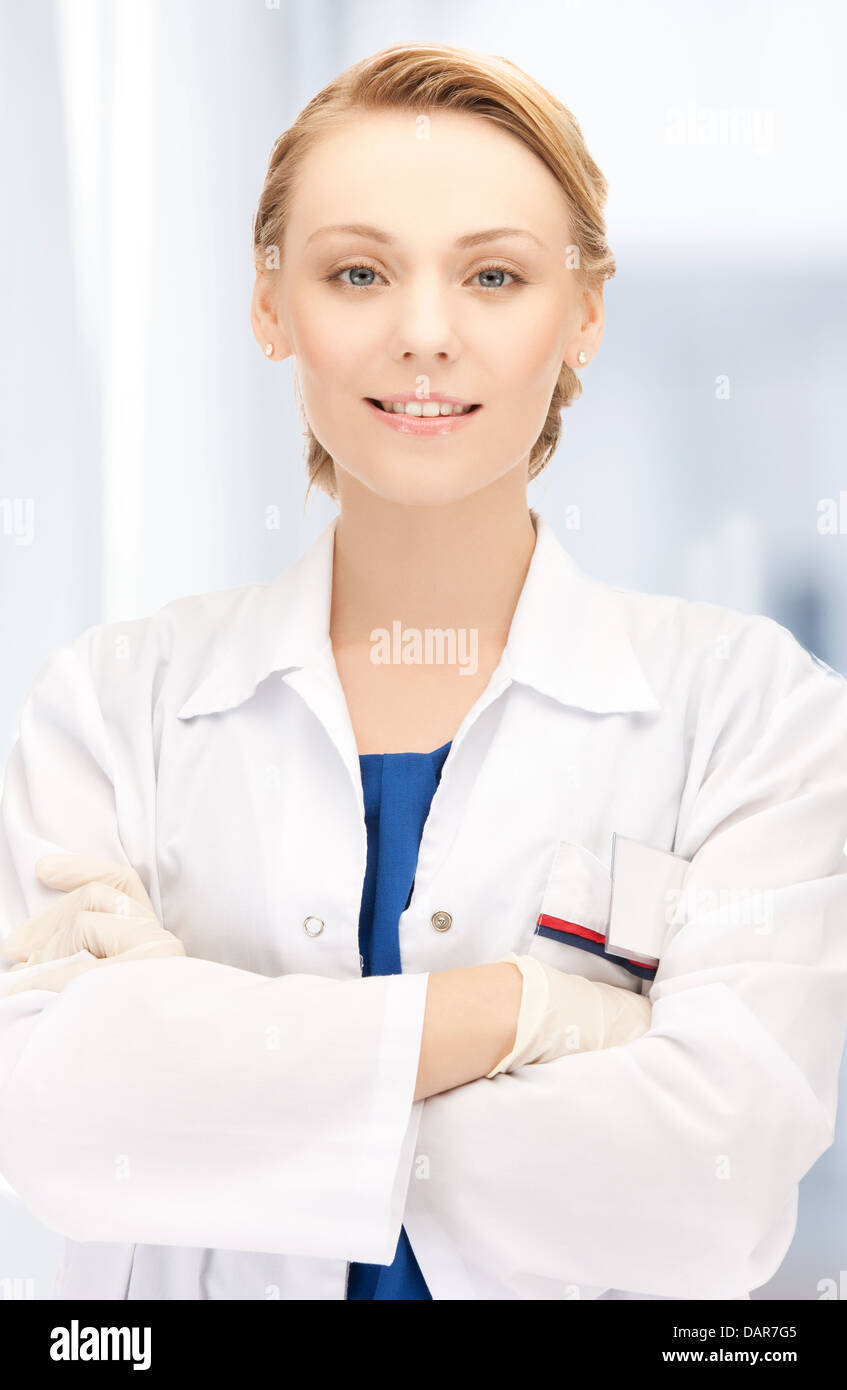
[338,460,503,508]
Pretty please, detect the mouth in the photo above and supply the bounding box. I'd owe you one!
[363,396,483,436]
[365,398,481,417]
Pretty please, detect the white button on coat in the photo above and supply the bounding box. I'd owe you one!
[1,507,846,1301]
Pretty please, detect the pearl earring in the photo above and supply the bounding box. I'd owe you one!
[264,343,274,357]
[577,350,588,365]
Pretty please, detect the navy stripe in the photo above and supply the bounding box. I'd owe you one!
[534,923,657,981]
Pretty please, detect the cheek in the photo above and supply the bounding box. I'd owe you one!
[288,285,379,395]
[290,299,347,382]
[485,307,565,399]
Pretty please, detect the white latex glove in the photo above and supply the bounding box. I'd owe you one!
[0,852,185,995]
[486,951,652,1076]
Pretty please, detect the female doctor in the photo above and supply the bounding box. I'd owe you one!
[2,42,847,1302]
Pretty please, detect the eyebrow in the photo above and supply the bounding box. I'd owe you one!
[305,223,549,251]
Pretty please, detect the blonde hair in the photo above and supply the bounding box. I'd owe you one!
[252,42,615,504]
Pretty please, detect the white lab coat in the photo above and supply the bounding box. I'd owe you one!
[1,507,846,1301]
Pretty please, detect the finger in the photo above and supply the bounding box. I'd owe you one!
[1,899,67,961]
[3,951,101,996]
[6,939,186,993]
[72,910,184,958]
[1,882,146,963]
[35,854,157,916]
[109,938,186,961]
[72,881,144,920]
[4,932,187,994]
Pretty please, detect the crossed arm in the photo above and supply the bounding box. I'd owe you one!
[0,851,650,1099]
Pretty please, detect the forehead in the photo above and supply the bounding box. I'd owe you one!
[286,108,571,252]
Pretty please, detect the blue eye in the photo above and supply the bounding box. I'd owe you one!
[327,262,384,289]
[473,264,526,290]
[475,266,509,289]
[335,265,380,288]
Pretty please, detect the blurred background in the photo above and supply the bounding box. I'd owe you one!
[1,0,845,1300]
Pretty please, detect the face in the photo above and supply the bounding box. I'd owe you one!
[252,108,603,507]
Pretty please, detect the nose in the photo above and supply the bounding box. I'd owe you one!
[389,273,462,364]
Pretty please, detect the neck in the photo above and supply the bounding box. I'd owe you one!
[329,473,537,655]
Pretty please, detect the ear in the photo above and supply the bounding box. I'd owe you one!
[250,270,294,362]
[571,282,605,367]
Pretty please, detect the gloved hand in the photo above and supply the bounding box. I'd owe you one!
[486,951,652,1076]
[0,852,185,996]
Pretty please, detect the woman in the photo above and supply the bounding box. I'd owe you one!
[1,42,846,1302]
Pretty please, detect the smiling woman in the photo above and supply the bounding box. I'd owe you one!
[3,38,846,1313]
[249,42,611,506]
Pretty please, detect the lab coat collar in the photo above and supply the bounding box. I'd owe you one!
[176,508,662,720]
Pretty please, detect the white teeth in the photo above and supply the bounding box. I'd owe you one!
[378,399,474,416]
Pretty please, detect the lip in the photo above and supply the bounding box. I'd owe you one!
[364,397,482,435]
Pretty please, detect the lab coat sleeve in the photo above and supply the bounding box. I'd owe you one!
[409,621,847,1299]
[0,637,428,1263]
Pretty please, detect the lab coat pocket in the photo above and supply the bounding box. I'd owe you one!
[530,838,658,990]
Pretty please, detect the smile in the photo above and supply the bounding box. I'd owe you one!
[363,397,482,436]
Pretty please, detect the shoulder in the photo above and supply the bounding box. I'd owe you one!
[592,577,847,863]
[598,574,847,732]
[539,509,844,720]
[30,576,275,725]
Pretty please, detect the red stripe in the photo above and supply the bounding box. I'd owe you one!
[537,914,605,945]
[536,913,656,971]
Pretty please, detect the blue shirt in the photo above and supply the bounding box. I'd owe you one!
[345,738,452,1301]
